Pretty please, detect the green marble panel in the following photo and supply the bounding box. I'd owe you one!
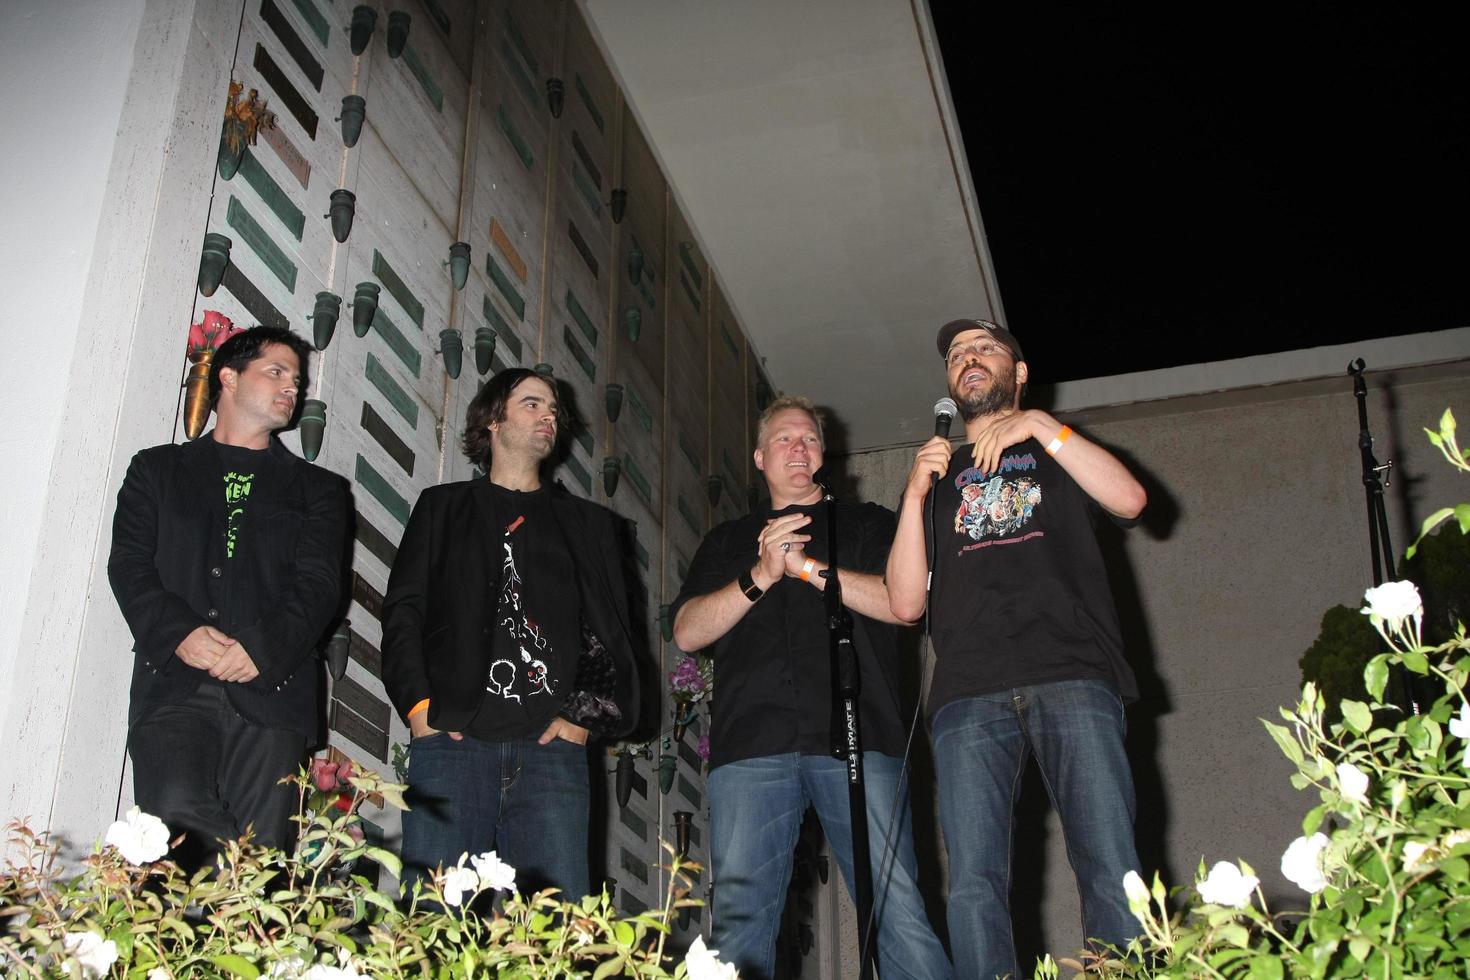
[574,425,593,456]
[677,431,701,476]
[574,74,604,132]
[354,453,410,526]
[372,309,422,378]
[497,104,534,170]
[572,164,601,219]
[422,0,450,36]
[619,847,648,884]
[226,196,297,291]
[482,295,523,357]
[626,384,652,434]
[563,453,592,494]
[634,537,650,570]
[718,321,740,360]
[564,289,598,347]
[623,452,651,505]
[637,278,657,310]
[291,0,329,46]
[485,254,526,320]
[371,249,424,329]
[561,325,596,382]
[571,131,602,188]
[364,353,419,429]
[503,10,537,74]
[401,44,444,112]
[678,269,701,313]
[238,148,304,240]
[677,494,701,535]
[619,806,648,841]
[678,241,703,289]
[500,39,538,105]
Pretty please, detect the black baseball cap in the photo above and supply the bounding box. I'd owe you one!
[936,318,1024,362]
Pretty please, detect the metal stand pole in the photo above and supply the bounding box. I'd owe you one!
[822,485,877,980]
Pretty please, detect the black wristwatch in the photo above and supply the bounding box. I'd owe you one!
[737,567,765,603]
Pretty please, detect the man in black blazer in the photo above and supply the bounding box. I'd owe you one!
[383,367,641,900]
[108,326,348,868]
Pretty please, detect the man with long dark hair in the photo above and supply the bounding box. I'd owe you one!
[109,326,348,869]
[383,368,641,899]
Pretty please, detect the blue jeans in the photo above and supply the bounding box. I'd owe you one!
[400,733,590,902]
[709,752,951,980]
[931,679,1140,979]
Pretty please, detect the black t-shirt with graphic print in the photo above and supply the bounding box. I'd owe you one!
[926,437,1138,719]
[216,442,270,561]
[464,482,581,742]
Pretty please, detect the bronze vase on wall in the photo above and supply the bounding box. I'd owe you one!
[182,351,213,440]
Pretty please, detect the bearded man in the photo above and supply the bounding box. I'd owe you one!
[887,319,1149,978]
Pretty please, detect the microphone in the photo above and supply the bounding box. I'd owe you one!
[933,397,958,439]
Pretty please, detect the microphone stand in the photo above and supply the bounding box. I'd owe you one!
[820,477,877,980]
[1348,359,1418,714]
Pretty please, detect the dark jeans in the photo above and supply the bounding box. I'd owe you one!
[400,733,591,902]
[931,679,1141,979]
[708,752,952,980]
[128,682,306,869]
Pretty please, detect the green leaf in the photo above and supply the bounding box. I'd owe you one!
[614,920,635,947]
[364,845,403,877]
[1408,508,1456,557]
[1342,699,1372,735]
[1402,651,1430,675]
[1365,655,1390,701]
[1264,721,1305,765]
[593,960,624,980]
[1249,956,1285,980]
[208,955,261,978]
[1303,803,1328,835]
[1348,936,1372,963]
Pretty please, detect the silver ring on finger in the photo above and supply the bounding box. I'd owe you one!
[781,542,791,553]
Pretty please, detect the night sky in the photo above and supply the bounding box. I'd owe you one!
[929,2,1468,383]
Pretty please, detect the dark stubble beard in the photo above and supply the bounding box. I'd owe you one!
[953,367,1018,422]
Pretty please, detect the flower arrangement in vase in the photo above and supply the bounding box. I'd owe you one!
[182,310,243,439]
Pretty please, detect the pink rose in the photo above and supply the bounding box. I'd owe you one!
[310,759,339,791]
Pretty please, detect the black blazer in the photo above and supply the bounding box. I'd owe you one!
[107,435,349,736]
[381,478,641,739]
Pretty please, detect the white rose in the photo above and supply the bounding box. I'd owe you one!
[1449,701,1470,768]
[1122,870,1149,913]
[148,969,170,980]
[470,850,517,893]
[1196,861,1259,909]
[1281,833,1331,894]
[105,805,171,865]
[64,931,119,979]
[1360,581,1423,629]
[266,956,307,979]
[684,935,738,980]
[1336,763,1370,805]
[440,852,480,908]
[303,965,364,980]
[1402,840,1432,872]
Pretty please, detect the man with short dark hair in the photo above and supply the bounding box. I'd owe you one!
[888,319,1148,978]
[673,396,951,980]
[383,367,641,899]
[109,326,349,868]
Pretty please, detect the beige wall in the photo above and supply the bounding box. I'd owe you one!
[833,362,1470,967]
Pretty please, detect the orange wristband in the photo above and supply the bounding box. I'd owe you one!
[1046,425,1072,456]
[799,558,817,582]
[407,699,430,719]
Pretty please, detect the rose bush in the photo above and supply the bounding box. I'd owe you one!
[1,762,734,978]
[1033,409,1470,979]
